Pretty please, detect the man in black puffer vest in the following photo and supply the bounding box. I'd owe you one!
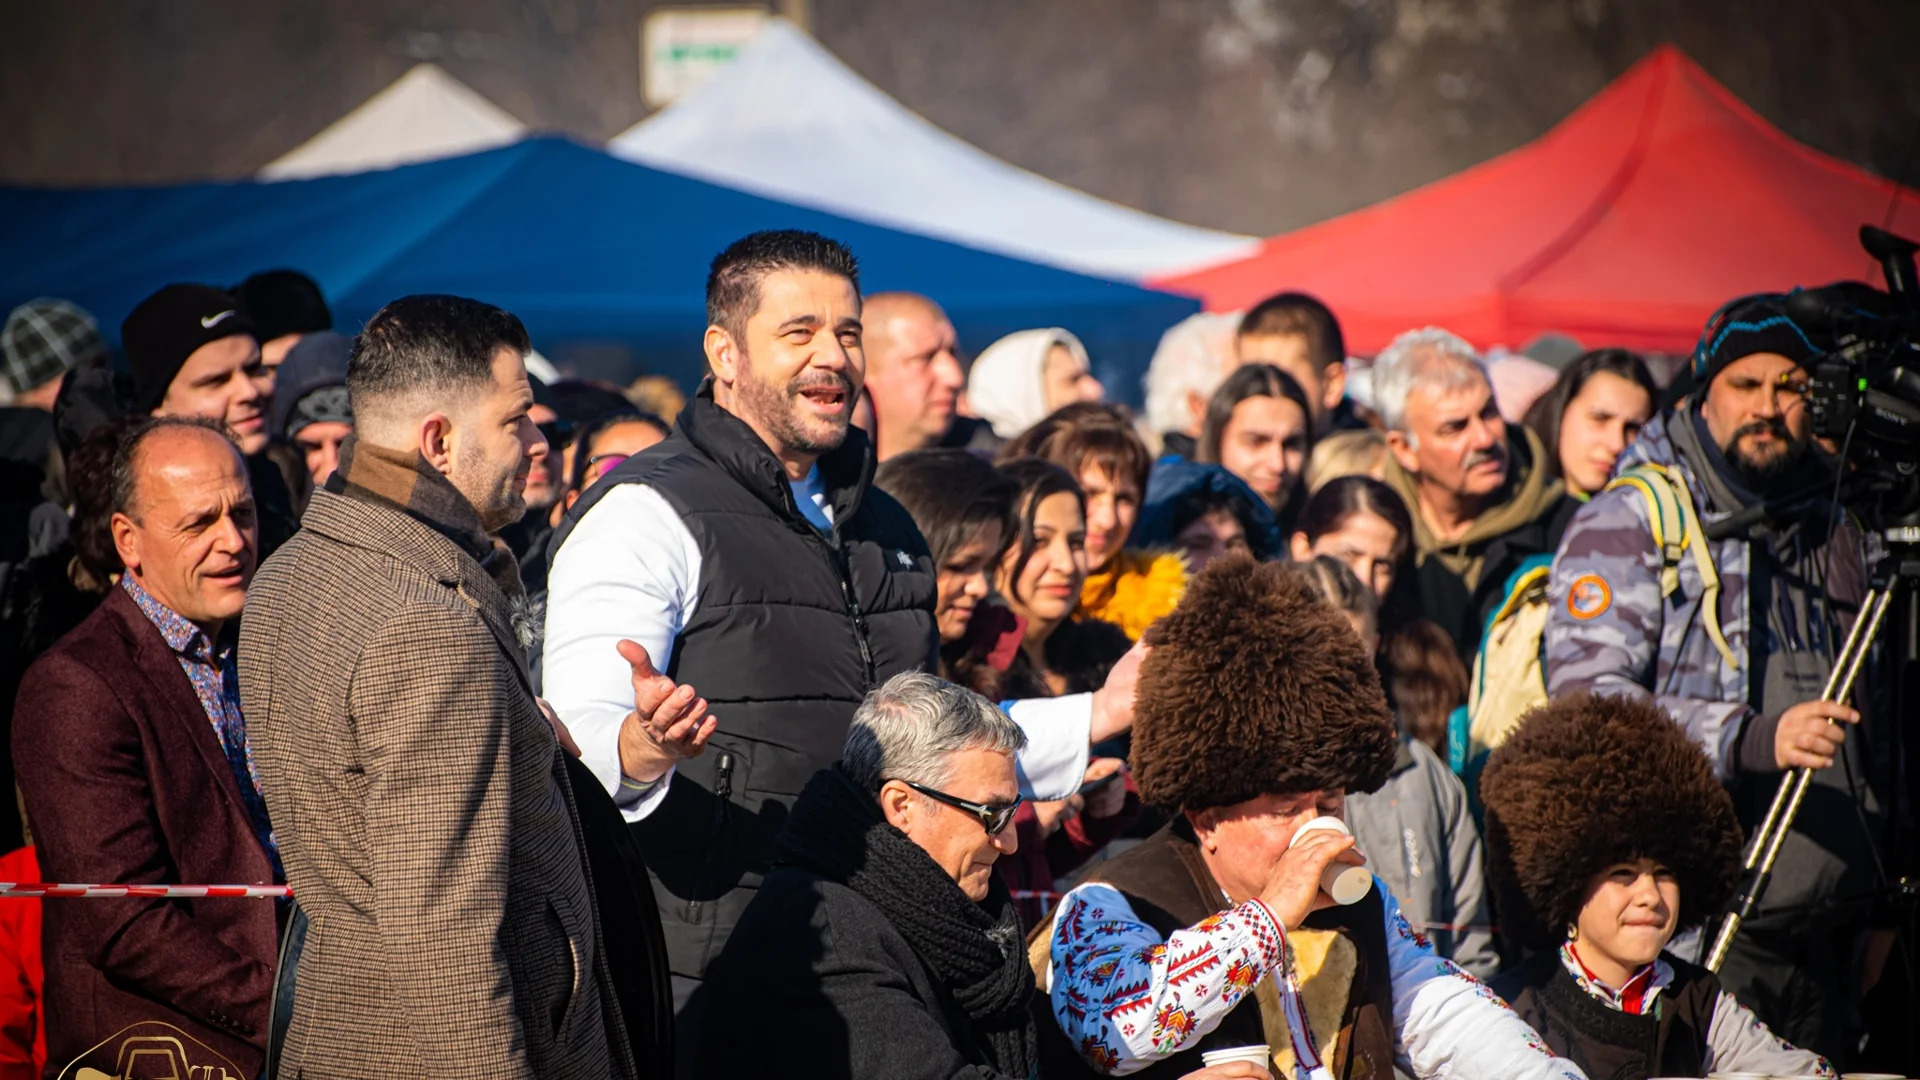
[543,231,1129,1073]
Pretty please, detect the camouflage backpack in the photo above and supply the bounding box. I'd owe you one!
[1452,462,1729,800]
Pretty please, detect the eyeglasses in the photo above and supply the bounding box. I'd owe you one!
[898,780,1023,835]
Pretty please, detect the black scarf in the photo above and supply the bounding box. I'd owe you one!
[777,766,1038,1078]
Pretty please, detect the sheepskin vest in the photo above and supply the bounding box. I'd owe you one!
[1493,950,1718,1080]
[1035,822,1394,1080]
[552,389,938,980]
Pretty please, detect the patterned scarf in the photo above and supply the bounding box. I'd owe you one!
[777,765,1038,1078]
[324,437,537,648]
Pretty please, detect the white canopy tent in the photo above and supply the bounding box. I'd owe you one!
[608,20,1256,281]
[261,63,527,180]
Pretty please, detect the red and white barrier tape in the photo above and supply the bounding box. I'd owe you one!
[0,882,289,899]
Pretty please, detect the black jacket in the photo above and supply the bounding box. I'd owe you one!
[695,866,1016,1080]
[1491,950,1717,1080]
[550,386,938,982]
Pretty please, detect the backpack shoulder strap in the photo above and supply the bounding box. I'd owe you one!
[1601,463,1739,671]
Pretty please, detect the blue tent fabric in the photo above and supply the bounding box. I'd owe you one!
[0,137,1197,399]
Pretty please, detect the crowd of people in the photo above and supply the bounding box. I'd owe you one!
[0,225,1901,1079]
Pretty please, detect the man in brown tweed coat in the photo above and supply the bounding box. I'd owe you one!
[239,295,660,1078]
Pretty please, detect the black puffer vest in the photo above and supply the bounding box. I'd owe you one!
[550,388,938,980]
[1491,949,1718,1080]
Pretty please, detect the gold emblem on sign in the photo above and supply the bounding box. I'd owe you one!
[58,1021,246,1080]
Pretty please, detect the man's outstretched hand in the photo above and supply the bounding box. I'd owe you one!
[617,639,717,784]
[1090,639,1149,744]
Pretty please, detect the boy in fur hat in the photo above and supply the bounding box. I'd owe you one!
[1039,557,1584,1079]
[1482,693,1831,1078]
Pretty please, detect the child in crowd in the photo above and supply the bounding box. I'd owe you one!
[1000,404,1184,640]
[1482,693,1833,1079]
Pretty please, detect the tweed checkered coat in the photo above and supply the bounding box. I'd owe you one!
[238,488,635,1080]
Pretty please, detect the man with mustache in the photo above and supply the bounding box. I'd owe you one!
[542,231,1142,1071]
[123,284,300,559]
[1375,327,1577,664]
[1546,293,1877,1064]
[14,417,280,1075]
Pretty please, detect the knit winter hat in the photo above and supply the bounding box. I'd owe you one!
[2,298,104,396]
[231,269,332,343]
[121,284,256,411]
[270,329,353,439]
[1691,292,1827,391]
[1479,692,1744,949]
[1130,557,1397,812]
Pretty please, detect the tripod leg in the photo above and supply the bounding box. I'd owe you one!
[1708,583,1898,971]
[1740,586,1885,871]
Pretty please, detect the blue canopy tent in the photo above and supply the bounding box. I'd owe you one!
[0,137,1197,400]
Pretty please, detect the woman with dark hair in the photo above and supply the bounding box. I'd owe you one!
[1287,474,1414,600]
[954,457,1139,924]
[1291,476,1467,764]
[981,459,1133,699]
[872,449,1016,673]
[1000,403,1183,640]
[1521,348,1657,499]
[1197,363,1315,532]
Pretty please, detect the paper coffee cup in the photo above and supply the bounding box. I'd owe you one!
[1290,815,1372,905]
[1200,1044,1271,1069]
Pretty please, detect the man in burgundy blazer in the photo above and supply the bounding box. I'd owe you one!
[12,416,277,1077]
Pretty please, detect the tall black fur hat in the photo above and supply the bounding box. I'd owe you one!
[1130,556,1396,812]
[1479,692,1744,949]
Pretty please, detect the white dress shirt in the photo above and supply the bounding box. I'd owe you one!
[542,473,1095,823]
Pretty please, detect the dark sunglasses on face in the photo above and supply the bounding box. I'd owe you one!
[899,780,1023,835]
[537,418,578,449]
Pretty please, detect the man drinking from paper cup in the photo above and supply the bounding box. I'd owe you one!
[1035,557,1585,1080]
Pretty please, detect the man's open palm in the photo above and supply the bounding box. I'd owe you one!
[617,639,717,783]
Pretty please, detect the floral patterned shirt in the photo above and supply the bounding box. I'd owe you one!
[1556,939,1834,1077]
[1047,875,1586,1079]
[123,576,281,881]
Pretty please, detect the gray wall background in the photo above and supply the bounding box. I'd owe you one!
[4,0,1916,237]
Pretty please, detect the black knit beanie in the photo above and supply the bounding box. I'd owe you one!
[121,284,257,411]
[1690,292,1827,391]
[231,269,332,342]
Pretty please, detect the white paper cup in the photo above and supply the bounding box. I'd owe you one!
[1290,815,1372,905]
[1200,1044,1271,1069]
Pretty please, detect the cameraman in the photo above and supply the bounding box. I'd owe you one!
[1544,293,1880,1063]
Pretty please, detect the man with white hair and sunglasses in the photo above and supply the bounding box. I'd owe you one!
[1374,327,1576,664]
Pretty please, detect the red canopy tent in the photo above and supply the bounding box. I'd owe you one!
[1154,44,1920,355]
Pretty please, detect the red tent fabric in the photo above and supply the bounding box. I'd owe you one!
[1154,45,1920,355]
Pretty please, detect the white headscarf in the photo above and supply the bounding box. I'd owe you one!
[967,327,1090,439]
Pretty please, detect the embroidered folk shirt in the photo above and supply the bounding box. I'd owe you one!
[1047,876,1585,1079]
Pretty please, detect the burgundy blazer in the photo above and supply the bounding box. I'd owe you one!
[11,585,277,1078]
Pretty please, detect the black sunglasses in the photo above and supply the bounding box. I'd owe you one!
[899,780,1023,835]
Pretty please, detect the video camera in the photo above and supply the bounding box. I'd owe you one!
[1798,226,1920,523]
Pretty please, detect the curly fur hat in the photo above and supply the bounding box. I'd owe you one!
[1479,692,1744,949]
[1130,556,1397,812]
